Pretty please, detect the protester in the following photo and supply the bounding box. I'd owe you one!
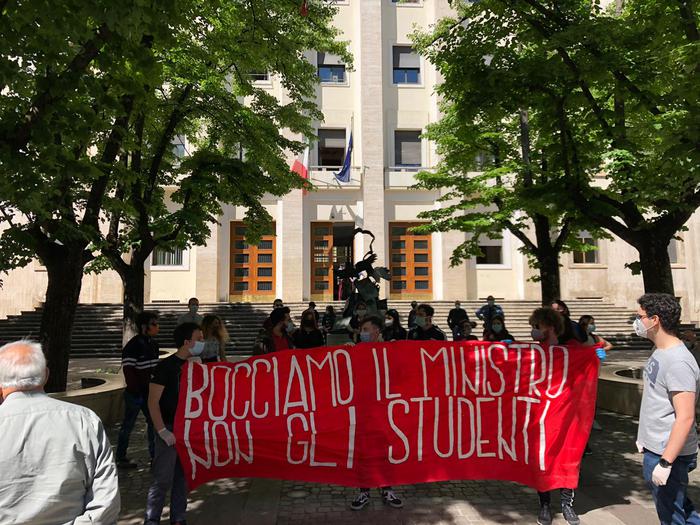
[350,316,404,511]
[383,309,408,341]
[551,300,586,344]
[273,298,284,309]
[322,305,337,333]
[454,319,479,341]
[578,315,613,352]
[348,301,368,343]
[447,300,470,339]
[0,340,120,524]
[475,295,504,333]
[116,310,160,468]
[145,322,204,525]
[304,301,321,324]
[177,296,203,326]
[293,310,325,349]
[407,300,419,329]
[634,293,700,524]
[201,314,229,362]
[408,304,446,341]
[254,307,294,354]
[529,307,581,525]
[482,315,514,343]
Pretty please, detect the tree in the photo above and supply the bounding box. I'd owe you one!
[412,6,604,303]
[0,0,345,391]
[418,0,700,296]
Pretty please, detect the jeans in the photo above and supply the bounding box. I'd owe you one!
[116,390,155,460]
[643,450,700,525]
[144,427,188,524]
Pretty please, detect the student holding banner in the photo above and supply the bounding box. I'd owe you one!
[529,307,580,525]
[350,316,404,511]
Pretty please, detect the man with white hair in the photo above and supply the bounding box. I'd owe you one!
[0,340,120,524]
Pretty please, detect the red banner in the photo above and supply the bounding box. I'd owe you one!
[175,340,598,492]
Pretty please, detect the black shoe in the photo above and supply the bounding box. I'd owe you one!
[562,503,580,525]
[351,491,370,510]
[584,443,593,455]
[116,458,138,469]
[537,503,552,525]
[382,489,403,509]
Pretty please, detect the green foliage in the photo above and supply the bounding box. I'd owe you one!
[0,0,347,273]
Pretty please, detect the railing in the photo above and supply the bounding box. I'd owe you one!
[308,165,362,189]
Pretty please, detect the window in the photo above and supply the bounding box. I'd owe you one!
[318,129,346,166]
[393,46,420,84]
[152,246,184,266]
[258,267,273,277]
[394,130,421,167]
[258,253,273,263]
[249,71,269,82]
[572,232,599,264]
[171,136,187,159]
[392,0,420,3]
[258,240,273,250]
[317,52,346,84]
[257,282,273,291]
[477,246,503,265]
[389,222,432,295]
[668,239,682,264]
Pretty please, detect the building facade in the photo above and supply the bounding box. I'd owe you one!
[1,0,699,321]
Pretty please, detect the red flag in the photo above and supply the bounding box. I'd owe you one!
[300,0,308,17]
[291,146,309,180]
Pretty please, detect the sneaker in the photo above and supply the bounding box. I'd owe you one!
[562,503,580,525]
[382,489,403,509]
[537,503,552,525]
[116,458,138,469]
[350,491,370,511]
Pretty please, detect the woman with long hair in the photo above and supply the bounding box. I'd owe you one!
[482,315,514,342]
[201,314,230,362]
[382,309,407,341]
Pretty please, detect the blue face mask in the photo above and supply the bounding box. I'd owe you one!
[359,332,372,343]
[190,341,205,356]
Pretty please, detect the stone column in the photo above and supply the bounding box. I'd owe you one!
[194,222,219,302]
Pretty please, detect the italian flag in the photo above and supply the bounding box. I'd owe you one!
[291,146,309,180]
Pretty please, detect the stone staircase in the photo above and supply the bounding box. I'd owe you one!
[0,299,661,357]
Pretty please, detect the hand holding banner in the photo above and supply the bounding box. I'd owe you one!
[175,340,598,492]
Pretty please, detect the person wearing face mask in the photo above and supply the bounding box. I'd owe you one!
[383,309,408,341]
[407,301,419,329]
[255,307,295,354]
[201,314,230,363]
[454,319,479,341]
[482,315,514,342]
[408,304,446,341]
[350,316,404,511]
[550,300,586,344]
[528,307,581,525]
[578,315,613,352]
[177,297,203,326]
[634,293,700,525]
[475,295,504,334]
[447,300,470,340]
[145,322,204,525]
[348,302,368,343]
[292,311,325,349]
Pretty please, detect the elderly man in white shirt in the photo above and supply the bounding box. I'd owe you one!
[0,340,120,525]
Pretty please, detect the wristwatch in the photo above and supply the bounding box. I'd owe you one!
[659,458,673,468]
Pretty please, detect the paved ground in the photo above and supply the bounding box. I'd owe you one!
[69,346,696,525]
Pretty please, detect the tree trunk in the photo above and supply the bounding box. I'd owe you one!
[121,254,148,346]
[538,249,562,304]
[39,247,86,393]
[637,237,675,295]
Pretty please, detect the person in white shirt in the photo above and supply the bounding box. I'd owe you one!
[0,340,120,525]
[176,297,203,326]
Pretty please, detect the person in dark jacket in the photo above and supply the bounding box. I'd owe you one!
[482,315,514,343]
[293,311,326,349]
[454,319,479,341]
[116,310,160,468]
[551,299,587,344]
[475,295,504,334]
[407,301,419,329]
[383,309,407,341]
[447,300,470,339]
[408,304,446,341]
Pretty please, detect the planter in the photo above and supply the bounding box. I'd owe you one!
[597,365,644,416]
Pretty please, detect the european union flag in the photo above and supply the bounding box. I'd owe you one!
[334,132,353,183]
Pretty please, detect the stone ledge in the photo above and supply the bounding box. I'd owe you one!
[597,364,643,416]
[49,372,126,425]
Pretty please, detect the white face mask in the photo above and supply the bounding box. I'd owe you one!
[634,317,652,339]
[356,309,367,318]
[385,319,394,328]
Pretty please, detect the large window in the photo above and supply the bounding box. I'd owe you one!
[393,46,420,84]
[317,129,346,166]
[572,231,599,264]
[171,136,187,159]
[152,246,184,267]
[394,130,421,167]
[668,238,682,264]
[249,71,269,82]
[317,52,346,84]
[477,237,503,265]
[229,222,276,297]
[389,223,432,296]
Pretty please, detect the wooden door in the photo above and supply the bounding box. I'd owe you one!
[389,222,432,298]
[310,222,334,301]
[229,222,276,300]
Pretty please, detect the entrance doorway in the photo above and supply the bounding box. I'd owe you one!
[310,222,355,301]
